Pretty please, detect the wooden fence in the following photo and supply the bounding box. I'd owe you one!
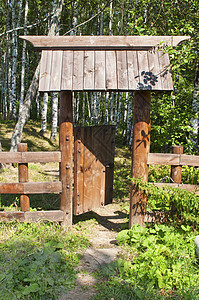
[0,143,64,222]
[147,145,199,194]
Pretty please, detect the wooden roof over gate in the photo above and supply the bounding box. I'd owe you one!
[21,36,189,92]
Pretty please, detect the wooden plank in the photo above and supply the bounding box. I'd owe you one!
[59,91,73,227]
[0,211,25,222]
[153,182,199,194]
[50,50,63,91]
[0,152,22,163]
[61,50,74,90]
[144,211,169,223]
[24,210,64,222]
[127,50,139,90]
[73,51,84,90]
[117,51,128,90]
[180,154,199,167]
[39,50,52,92]
[18,143,30,212]
[147,153,180,165]
[23,182,62,194]
[95,51,105,90]
[147,48,162,90]
[74,127,85,215]
[137,51,151,90]
[22,151,61,163]
[84,51,95,90]
[158,51,173,90]
[21,36,190,50]
[0,183,24,194]
[105,51,117,90]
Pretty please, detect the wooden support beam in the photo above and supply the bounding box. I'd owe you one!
[0,182,62,194]
[170,145,183,184]
[59,91,73,227]
[18,143,30,211]
[130,91,151,227]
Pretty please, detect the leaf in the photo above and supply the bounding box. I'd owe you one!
[23,283,40,295]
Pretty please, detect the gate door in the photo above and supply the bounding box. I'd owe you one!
[74,125,115,215]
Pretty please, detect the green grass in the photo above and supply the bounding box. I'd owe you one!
[0,222,90,299]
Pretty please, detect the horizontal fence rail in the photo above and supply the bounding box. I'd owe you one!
[0,182,62,194]
[0,151,61,164]
[147,153,199,167]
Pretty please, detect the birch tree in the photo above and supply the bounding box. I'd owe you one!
[10,0,64,151]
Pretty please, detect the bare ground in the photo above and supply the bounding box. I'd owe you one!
[59,203,128,300]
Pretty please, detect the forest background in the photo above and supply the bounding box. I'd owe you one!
[0,0,198,153]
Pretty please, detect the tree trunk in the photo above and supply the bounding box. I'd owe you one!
[10,0,64,151]
[50,92,58,140]
[40,92,49,134]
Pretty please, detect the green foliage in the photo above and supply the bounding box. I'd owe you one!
[132,178,199,226]
[0,222,89,299]
[95,224,199,299]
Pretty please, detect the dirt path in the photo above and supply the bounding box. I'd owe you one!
[59,203,128,300]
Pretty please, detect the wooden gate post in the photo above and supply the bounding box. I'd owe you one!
[129,91,151,228]
[59,91,73,227]
[18,143,30,211]
[170,145,183,183]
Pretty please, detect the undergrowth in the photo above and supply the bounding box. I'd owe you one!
[0,222,89,299]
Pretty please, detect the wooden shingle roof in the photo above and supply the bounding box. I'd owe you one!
[21,36,189,92]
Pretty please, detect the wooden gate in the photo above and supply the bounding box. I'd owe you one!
[74,125,115,215]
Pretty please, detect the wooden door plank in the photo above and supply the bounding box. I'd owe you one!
[105,51,117,90]
[127,51,139,90]
[147,48,162,90]
[137,51,151,90]
[39,50,52,92]
[83,127,94,212]
[95,51,106,90]
[158,51,173,90]
[61,50,73,90]
[74,127,85,215]
[84,51,95,90]
[117,51,128,90]
[50,50,63,91]
[73,51,84,90]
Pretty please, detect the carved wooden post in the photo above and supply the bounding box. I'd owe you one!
[18,143,30,211]
[170,145,183,183]
[59,91,73,227]
[129,91,151,228]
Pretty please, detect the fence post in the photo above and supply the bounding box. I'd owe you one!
[59,91,73,227]
[170,145,183,184]
[129,91,151,228]
[18,143,30,211]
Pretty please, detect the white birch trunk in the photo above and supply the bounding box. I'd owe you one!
[40,93,48,133]
[20,0,28,112]
[104,92,109,125]
[50,92,58,140]
[191,72,199,146]
[126,92,133,145]
[116,92,122,133]
[122,93,128,138]
[10,0,64,151]
[109,0,113,36]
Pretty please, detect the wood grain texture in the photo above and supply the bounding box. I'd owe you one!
[0,152,22,163]
[61,50,73,90]
[23,182,62,194]
[18,143,29,212]
[22,152,61,163]
[180,155,199,166]
[147,48,162,90]
[0,211,25,222]
[21,35,190,50]
[154,182,199,195]
[84,51,95,90]
[137,51,150,90]
[117,51,128,90]
[0,183,24,194]
[73,51,84,90]
[24,210,64,222]
[170,145,183,184]
[127,50,139,90]
[105,51,117,90]
[59,91,73,227]
[39,50,52,92]
[95,51,105,90]
[130,91,151,227]
[147,153,180,165]
[158,50,173,90]
[50,50,63,91]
